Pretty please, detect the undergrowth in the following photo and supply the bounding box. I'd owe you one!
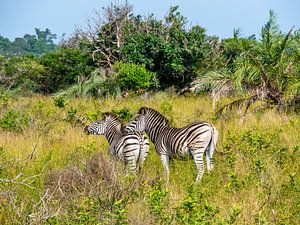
[0,94,299,224]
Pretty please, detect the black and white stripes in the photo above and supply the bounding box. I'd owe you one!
[124,107,218,183]
[84,112,149,173]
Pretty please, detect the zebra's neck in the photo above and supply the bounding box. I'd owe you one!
[104,120,122,144]
[145,115,171,144]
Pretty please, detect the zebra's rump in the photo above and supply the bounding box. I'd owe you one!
[110,132,146,162]
[166,122,213,155]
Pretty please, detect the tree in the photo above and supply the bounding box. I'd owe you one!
[210,10,300,115]
[74,4,210,89]
[31,28,57,55]
[122,6,209,88]
[0,36,12,55]
[0,29,57,56]
[0,55,45,91]
[38,48,94,93]
[74,2,132,69]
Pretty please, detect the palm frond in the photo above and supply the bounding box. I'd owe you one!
[215,94,259,118]
[285,80,300,99]
[55,68,108,97]
[275,27,294,64]
[261,10,279,52]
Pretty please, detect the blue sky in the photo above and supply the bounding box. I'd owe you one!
[0,0,299,42]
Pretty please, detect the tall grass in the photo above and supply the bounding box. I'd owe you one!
[0,93,299,224]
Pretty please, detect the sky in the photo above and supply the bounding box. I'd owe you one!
[0,0,299,42]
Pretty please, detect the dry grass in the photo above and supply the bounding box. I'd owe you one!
[0,93,299,224]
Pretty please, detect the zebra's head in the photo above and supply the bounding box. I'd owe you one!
[84,119,106,135]
[123,114,146,133]
[84,112,117,135]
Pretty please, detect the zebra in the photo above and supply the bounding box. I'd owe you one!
[84,112,150,173]
[123,107,218,183]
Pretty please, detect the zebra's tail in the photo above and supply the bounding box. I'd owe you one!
[206,124,218,171]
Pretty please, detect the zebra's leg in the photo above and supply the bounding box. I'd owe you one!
[191,148,205,183]
[130,160,137,174]
[139,142,150,168]
[206,140,214,172]
[125,156,137,175]
[206,152,212,172]
[160,154,170,183]
[209,125,218,171]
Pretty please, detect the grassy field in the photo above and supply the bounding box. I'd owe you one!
[0,93,299,224]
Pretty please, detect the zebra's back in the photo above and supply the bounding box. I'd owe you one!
[162,122,213,157]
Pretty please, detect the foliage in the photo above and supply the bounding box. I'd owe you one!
[112,107,133,122]
[38,48,94,93]
[0,48,94,94]
[72,2,133,69]
[0,5,299,107]
[53,95,66,108]
[114,62,154,92]
[0,108,29,131]
[148,180,172,224]
[56,68,108,97]
[0,55,45,92]
[0,28,57,56]
[0,95,300,224]
[75,4,210,89]
[209,10,300,114]
[175,187,219,224]
[121,6,209,88]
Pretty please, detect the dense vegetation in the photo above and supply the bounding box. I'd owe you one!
[0,2,300,224]
[0,3,299,112]
[0,94,299,224]
[0,28,57,56]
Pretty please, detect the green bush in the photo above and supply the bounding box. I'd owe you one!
[53,96,66,108]
[0,109,29,132]
[64,107,77,124]
[121,6,209,89]
[114,62,154,92]
[0,56,45,92]
[112,107,133,122]
[175,187,220,224]
[56,68,108,98]
[148,180,171,224]
[38,48,94,93]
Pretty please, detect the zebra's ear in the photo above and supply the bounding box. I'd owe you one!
[138,107,147,114]
[102,112,110,120]
[116,124,122,131]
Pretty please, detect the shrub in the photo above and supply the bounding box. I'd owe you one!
[0,55,44,92]
[56,68,109,98]
[53,96,66,108]
[114,62,154,92]
[160,101,174,125]
[0,109,29,132]
[64,107,77,124]
[112,107,133,122]
[38,48,94,93]
[45,152,139,224]
[175,186,220,224]
[148,180,171,224]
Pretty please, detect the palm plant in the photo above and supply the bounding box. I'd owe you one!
[55,68,121,98]
[211,10,300,116]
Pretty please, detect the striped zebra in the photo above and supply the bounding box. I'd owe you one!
[84,112,149,173]
[123,107,218,183]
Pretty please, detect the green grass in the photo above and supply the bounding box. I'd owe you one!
[0,93,299,224]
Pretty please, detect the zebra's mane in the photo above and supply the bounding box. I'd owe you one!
[138,107,170,125]
[138,107,208,127]
[102,112,124,125]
